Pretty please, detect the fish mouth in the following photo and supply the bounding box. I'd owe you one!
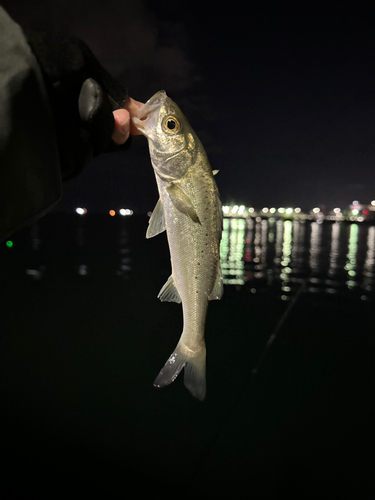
[137,90,167,119]
[133,90,167,135]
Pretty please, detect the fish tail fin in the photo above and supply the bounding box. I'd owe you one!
[153,341,206,401]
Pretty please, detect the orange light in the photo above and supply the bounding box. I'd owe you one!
[109,210,116,217]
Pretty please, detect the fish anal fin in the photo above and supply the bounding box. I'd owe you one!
[166,183,201,225]
[209,264,224,301]
[146,198,166,239]
[157,275,181,303]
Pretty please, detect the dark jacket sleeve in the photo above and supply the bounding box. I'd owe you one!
[0,6,62,241]
[0,7,130,241]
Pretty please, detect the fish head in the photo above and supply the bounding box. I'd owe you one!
[133,90,197,181]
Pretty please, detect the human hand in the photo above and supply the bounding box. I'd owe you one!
[25,31,144,177]
[112,98,144,145]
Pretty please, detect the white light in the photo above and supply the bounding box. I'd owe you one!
[262,207,269,213]
[313,207,320,214]
[352,200,359,206]
[286,208,293,215]
[278,207,285,213]
[352,209,359,215]
[371,200,375,207]
[333,207,341,214]
[248,207,255,213]
[238,205,245,215]
[294,207,301,213]
[232,205,238,214]
[76,207,86,215]
[270,207,276,214]
[119,208,133,216]
[223,206,229,214]
[357,216,364,222]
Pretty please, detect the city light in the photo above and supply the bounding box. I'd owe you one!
[119,209,133,216]
[352,200,359,206]
[5,240,13,248]
[109,210,116,217]
[219,201,375,221]
[76,207,87,215]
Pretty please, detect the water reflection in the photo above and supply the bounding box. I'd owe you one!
[220,218,246,285]
[2,215,133,281]
[3,214,375,301]
[26,223,45,280]
[116,227,132,280]
[76,216,88,276]
[220,217,375,300]
[363,226,375,294]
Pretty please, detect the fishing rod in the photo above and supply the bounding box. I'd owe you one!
[252,279,307,375]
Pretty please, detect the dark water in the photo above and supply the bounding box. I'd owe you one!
[4,213,375,301]
[1,213,374,498]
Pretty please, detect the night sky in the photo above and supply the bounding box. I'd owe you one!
[3,0,375,212]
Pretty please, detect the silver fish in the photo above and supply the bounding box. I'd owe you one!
[133,91,223,400]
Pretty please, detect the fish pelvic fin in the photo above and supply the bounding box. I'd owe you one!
[146,198,166,239]
[153,341,206,401]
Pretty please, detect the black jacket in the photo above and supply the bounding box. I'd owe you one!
[0,6,128,240]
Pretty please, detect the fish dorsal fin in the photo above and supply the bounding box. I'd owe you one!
[157,275,181,303]
[166,183,201,224]
[146,198,166,239]
[208,263,224,301]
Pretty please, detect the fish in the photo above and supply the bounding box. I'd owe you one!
[133,90,223,401]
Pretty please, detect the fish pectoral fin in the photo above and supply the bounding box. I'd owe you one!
[166,183,201,224]
[146,198,166,239]
[157,275,182,303]
[208,264,224,301]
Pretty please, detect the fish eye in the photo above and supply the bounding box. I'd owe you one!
[162,116,180,134]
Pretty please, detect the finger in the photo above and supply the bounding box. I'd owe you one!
[124,97,144,136]
[112,109,130,145]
